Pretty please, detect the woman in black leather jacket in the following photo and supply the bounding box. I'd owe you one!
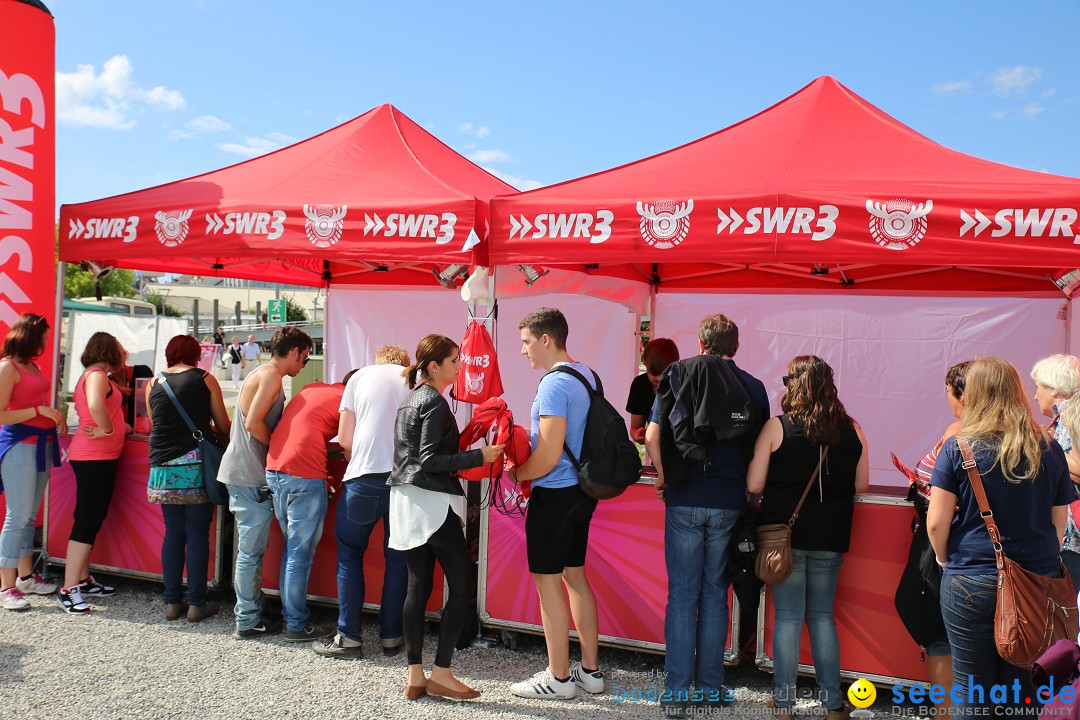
[388,334,503,701]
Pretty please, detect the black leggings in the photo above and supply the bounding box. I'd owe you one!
[403,508,472,668]
[69,459,119,545]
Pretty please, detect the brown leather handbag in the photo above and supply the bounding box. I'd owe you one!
[957,437,1078,669]
[755,447,829,585]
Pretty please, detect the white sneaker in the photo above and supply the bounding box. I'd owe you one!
[510,668,577,699]
[0,587,30,610]
[570,661,605,694]
[16,573,58,595]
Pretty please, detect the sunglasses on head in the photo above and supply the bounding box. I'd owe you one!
[782,375,794,386]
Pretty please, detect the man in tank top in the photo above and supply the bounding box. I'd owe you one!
[644,313,769,711]
[219,326,312,639]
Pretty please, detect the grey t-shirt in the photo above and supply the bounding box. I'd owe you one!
[218,367,285,487]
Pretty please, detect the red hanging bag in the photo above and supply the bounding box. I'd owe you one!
[454,321,503,405]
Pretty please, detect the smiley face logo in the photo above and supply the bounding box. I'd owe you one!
[848,678,877,709]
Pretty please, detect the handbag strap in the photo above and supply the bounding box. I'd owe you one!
[955,437,1005,570]
[157,373,204,442]
[788,446,830,528]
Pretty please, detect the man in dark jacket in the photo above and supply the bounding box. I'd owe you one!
[644,313,768,712]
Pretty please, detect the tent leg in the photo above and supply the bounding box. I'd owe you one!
[52,261,65,405]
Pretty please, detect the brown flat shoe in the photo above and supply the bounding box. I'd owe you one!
[768,700,794,717]
[426,679,481,700]
[404,684,427,701]
[187,601,220,623]
[164,602,188,621]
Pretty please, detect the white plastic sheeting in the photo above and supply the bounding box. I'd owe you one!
[64,312,187,394]
[654,293,1067,486]
[325,287,639,431]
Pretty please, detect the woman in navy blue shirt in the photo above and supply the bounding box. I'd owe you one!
[928,356,1072,713]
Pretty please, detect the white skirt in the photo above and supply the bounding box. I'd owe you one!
[388,484,466,551]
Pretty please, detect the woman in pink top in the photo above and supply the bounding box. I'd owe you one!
[57,332,129,614]
[0,313,67,611]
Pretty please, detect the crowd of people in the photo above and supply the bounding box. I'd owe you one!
[0,307,1077,716]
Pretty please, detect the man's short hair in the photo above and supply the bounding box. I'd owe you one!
[698,314,738,357]
[375,345,410,366]
[270,326,313,358]
[519,307,568,350]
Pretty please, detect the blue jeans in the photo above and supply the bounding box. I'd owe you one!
[664,505,740,696]
[266,471,328,632]
[160,503,213,606]
[0,442,50,567]
[771,549,844,711]
[228,484,274,630]
[940,573,1033,711]
[335,474,407,644]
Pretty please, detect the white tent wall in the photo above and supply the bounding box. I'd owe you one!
[492,293,639,429]
[325,287,639,433]
[654,293,1068,487]
[64,312,187,395]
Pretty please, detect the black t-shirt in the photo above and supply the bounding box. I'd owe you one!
[760,414,863,553]
[625,373,655,416]
[148,368,215,466]
[213,332,224,346]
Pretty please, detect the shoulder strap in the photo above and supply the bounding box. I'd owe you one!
[158,373,204,441]
[956,437,1004,568]
[545,364,602,470]
[788,446,830,528]
[548,363,604,398]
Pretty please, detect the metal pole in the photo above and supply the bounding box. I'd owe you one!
[51,260,65,405]
[212,299,219,333]
[192,298,199,338]
[234,301,242,327]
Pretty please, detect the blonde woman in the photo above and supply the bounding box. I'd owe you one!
[1031,354,1080,591]
[928,357,1072,713]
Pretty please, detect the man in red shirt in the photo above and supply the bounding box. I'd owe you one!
[265,376,351,642]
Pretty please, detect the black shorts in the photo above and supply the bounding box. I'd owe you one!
[525,484,598,574]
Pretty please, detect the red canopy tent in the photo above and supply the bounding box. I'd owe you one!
[489,76,1080,293]
[59,104,515,286]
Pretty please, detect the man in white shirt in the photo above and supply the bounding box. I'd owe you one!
[313,344,411,659]
[241,335,261,378]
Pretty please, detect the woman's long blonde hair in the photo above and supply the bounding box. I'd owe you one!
[960,356,1046,483]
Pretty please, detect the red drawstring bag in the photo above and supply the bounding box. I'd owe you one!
[454,321,503,405]
[502,424,534,498]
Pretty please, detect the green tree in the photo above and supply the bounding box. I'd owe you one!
[283,296,308,323]
[63,263,137,300]
[143,292,185,317]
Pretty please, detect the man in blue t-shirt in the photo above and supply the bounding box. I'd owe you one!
[508,307,605,701]
[644,313,768,708]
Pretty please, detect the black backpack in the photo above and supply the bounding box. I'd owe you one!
[548,365,643,500]
[893,501,947,650]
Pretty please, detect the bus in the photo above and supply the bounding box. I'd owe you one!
[76,296,157,317]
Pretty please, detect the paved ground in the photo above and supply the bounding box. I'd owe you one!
[0,574,921,719]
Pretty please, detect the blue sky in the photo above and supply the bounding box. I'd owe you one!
[51,1,1080,212]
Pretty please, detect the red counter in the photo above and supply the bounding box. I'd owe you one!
[755,490,930,686]
[44,434,223,587]
[480,477,741,659]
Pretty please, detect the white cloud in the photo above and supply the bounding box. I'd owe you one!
[1041,88,1057,98]
[988,103,1045,121]
[988,65,1042,95]
[216,132,298,158]
[468,149,510,164]
[482,166,543,191]
[56,55,185,129]
[169,114,232,140]
[188,115,231,133]
[931,80,971,95]
[458,122,491,139]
